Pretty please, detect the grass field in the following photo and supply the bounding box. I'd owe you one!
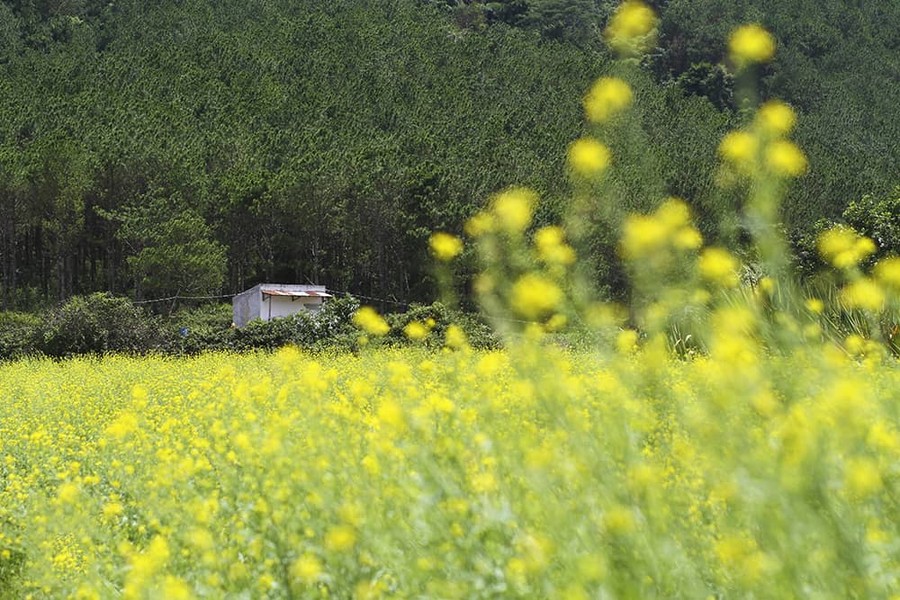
[1,342,899,598]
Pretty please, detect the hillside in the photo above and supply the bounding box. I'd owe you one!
[0,0,897,309]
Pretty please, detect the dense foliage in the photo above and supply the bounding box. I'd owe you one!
[0,0,896,309]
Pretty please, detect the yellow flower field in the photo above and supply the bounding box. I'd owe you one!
[1,341,899,598]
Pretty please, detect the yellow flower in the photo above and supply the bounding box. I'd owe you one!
[290,554,323,584]
[403,321,429,341]
[756,100,796,135]
[805,298,824,314]
[874,257,900,290]
[544,313,568,332]
[844,457,882,498]
[841,278,885,312]
[603,505,635,534]
[577,553,608,582]
[698,247,740,287]
[567,137,611,177]
[325,525,357,552]
[429,232,463,261]
[583,77,633,123]
[729,24,776,66]
[766,140,807,177]
[655,197,691,229]
[352,306,390,336]
[719,130,758,170]
[377,399,406,431]
[616,329,639,355]
[620,214,667,259]
[102,501,124,521]
[464,211,494,237]
[673,227,703,250]
[510,273,563,320]
[161,576,193,600]
[534,226,576,265]
[444,324,468,349]
[57,482,79,504]
[605,0,657,56]
[106,411,139,440]
[492,187,537,233]
[818,226,876,269]
[845,333,866,355]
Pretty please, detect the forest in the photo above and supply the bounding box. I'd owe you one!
[0,0,897,310]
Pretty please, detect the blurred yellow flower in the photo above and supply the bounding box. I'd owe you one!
[492,187,536,233]
[57,482,79,504]
[568,137,611,177]
[510,273,563,320]
[161,576,193,600]
[841,278,884,311]
[544,313,567,332]
[620,214,667,259]
[874,257,900,290]
[616,329,639,355]
[403,321,429,341]
[655,197,691,229]
[290,554,323,584]
[756,100,796,135]
[353,306,390,336]
[698,247,740,287]
[102,500,124,521]
[325,525,357,552]
[729,24,775,66]
[605,0,657,56]
[719,130,758,170]
[429,232,463,261]
[766,140,807,177]
[804,298,824,314]
[603,505,635,534]
[584,77,632,123]
[444,324,468,349]
[464,211,494,237]
[844,457,882,498]
[377,399,405,431]
[534,226,576,265]
[673,227,703,250]
[106,411,139,440]
[818,226,875,269]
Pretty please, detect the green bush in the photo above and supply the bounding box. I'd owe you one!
[794,186,900,276]
[384,301,501,350]
[232,316,298,352]
[38,293,164,358]
[226,295,363,353]
[165,303,237,355]
[0,312,42,361]
[8,295,497,361]
[842,186,900,257]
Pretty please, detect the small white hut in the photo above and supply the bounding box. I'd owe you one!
[232,283,331,327]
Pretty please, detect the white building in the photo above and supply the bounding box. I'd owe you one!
[232,283,331,327]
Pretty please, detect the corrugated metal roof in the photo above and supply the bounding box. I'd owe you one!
[260,289,332,298]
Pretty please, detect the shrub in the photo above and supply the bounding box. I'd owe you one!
[225,295,363,353]
[38,293,164,357]
[842,186,900,257]
[381,301,501,350]
[0,312,42,361]
[165,303,238,354]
